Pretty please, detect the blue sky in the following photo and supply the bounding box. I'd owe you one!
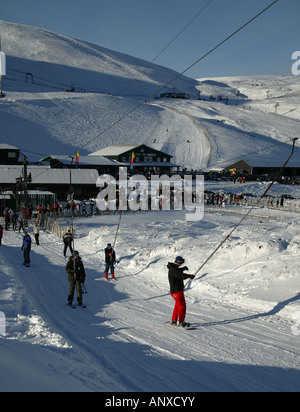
[1,0,299,78]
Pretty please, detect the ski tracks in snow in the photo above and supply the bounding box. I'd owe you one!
[1,211,300,391]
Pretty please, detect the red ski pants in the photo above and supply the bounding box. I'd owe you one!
[171,290,186,323]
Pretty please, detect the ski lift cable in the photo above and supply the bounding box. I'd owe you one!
[5,1,215,102]
[184,137,298,290]
[79,0,280,150]
[0,1,280,195]
[4,1,214,96]
[150,0,215,65]
[70,0,215,133]
[2,1,279,151]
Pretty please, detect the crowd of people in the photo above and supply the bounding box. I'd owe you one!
[205,192,286,208]
[0,207,122,310]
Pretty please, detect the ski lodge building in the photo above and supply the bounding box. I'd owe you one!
[0,143,177,207]
[88,144,178,175]
[0,165,99,205]
[214,159,300,177]
[39,144,178,176]
[0,143,21,165]
[210,143,300,177]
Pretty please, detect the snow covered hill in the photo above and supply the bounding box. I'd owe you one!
[1,20,300,169]
[1,20,300,393]
[0,20,203,166]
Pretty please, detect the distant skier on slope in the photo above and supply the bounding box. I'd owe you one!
[66,250,86,307]
[33,223,40,246]
[167,256,195,328]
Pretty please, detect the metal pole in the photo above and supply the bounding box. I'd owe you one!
[68,156,76,275]
[23,155,28,209]
[113,210,123,250]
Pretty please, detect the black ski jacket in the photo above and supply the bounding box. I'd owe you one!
[63,232,73,246]
[167,262,190,294]
[105,247,116,263]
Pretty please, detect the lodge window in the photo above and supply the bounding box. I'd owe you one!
[143,156,153,163]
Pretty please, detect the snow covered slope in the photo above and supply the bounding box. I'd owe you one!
[0,20,198,97]
[1,20,300,393]
[157,76,300,170]
[1,20,300,169]
[0,20,204,166]
[1,207,300,392]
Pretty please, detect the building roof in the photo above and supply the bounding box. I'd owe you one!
[89,145,141,157]
[0,166,99,185]
[40,155,120,167]
[39,153,178,169]
[0,143,20,150]
[209,143,300,172]
[89,144,172,158]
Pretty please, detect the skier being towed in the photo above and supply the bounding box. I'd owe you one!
[168,256,195,328]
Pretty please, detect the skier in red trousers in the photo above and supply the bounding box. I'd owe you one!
[167,256,195,328]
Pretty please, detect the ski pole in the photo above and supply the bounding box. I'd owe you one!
[82,283,87,294]
[185,137,298,290]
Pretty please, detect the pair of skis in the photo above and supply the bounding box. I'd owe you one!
[106,277,118,282]
[68,302,86,309]
[165,321,196,331]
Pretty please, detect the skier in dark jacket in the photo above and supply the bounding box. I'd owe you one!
[63,229,73,258]
[104,243,116,280]
[18,217,24,233]
[167,256,194,328]
[4,214,10,231]
[22,231,32,266]
[66,251,86,306]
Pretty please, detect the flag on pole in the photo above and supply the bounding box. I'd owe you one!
[75,150,79,168]
[130,152,135,170]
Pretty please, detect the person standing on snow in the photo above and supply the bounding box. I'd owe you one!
[63,229,73,258]
[33,223,40,245]
[167,256,195,328]
[66,251,86,307]
[12,212,18,231]
[4,213,10,231]
[104,243,116,280]
[18,216,24,233]
[22,231,32,267]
